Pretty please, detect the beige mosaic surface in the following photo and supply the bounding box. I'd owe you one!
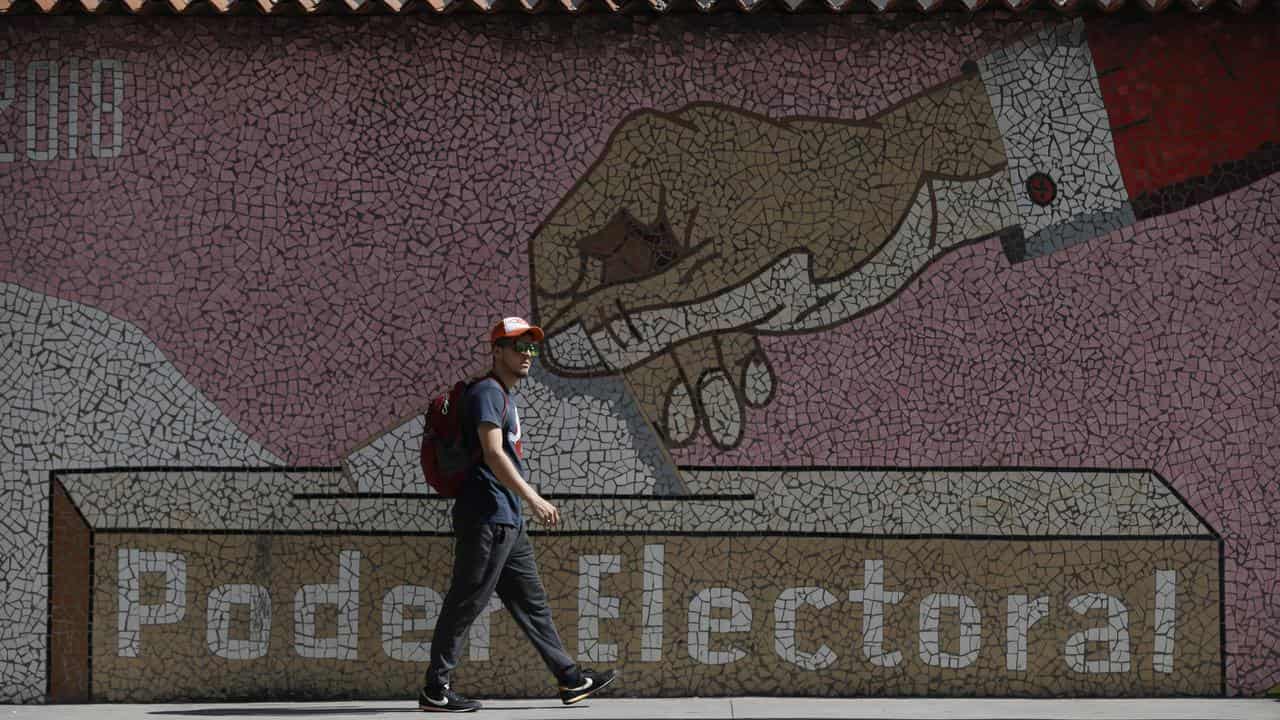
[90,533,1219,701]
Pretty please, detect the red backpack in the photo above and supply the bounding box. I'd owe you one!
[420,376,508,497]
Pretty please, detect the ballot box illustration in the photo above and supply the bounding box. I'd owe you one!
[49,465,1223,701]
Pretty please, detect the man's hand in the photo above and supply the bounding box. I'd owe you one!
[528,495,560,527]
[530,73,1014,448]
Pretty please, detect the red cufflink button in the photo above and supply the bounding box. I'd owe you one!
[1026,172,1057,207]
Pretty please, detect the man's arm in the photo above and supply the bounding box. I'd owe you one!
[477,423,560,527]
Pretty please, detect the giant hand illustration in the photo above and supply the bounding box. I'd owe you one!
[531,71,1020,449]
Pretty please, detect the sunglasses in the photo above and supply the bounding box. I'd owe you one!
[497,339,541,357]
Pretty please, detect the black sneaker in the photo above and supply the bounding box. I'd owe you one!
[558,668,617,705]
[418,684,481,713]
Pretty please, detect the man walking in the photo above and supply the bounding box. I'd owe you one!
[419,317,618,713]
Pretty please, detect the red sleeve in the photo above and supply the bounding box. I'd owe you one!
[1088,15,1280,213]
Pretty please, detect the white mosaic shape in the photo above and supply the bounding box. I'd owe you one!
[518,366,679,495]
[341,364,677,496]
[763,468,1206,538]
[0,283,281,702]
[849,559,905,667]
[207,584,272,660]
[293,550,361,660]
[1006,595,1050,671]
[578,555,623,662]
[56,467,1211,538]
[919,593,982,668]
[688,588,751,665]
[978,21,1135,261]
[344,416,424,493]
[774,587,838,670]
[641,544,664,661]
[117,549,187,658]
[63,470,332,532]
[1154,569,1177,673]
[1065,593,1131,673]
[382,585,442,662]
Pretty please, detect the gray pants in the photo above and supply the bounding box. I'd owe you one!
[425,522,578,689]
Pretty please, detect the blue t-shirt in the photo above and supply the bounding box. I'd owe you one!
[454,376,524,527]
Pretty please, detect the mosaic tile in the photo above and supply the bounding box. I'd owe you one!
[0,284,281,701]
[2,12,1278,703]
[343,365,679,495]
[53,467,1210,537]
[977,20,1134,262]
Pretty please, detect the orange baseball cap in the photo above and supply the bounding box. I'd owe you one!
[489,316,545,343]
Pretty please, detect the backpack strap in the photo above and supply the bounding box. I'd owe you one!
[480,373,510,426]
[461,375,512,466]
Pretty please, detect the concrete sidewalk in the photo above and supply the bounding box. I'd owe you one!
[2,698,1278,720]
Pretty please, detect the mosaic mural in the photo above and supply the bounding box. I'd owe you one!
[2,10,1279,703]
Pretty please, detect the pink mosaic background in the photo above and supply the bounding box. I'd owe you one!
[2,13,1278,696]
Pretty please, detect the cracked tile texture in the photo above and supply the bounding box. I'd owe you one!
[2,12,1279,703]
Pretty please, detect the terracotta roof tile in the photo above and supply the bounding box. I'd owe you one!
[0,0,1273,12]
